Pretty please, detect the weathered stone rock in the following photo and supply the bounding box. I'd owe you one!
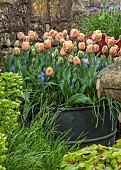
[96,61,121,102]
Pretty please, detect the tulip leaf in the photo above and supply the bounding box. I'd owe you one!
[66,93,92,106]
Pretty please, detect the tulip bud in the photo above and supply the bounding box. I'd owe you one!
[14,40,20,47]
[102,45,108,54]
[31,48,36,55]
[58,57,64,64]
[68,55,73,63]
[78,51,84,58]
[14,47,20,56]
[6,38,11,47]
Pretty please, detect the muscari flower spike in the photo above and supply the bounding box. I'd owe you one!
[97,63,102,71]
[71,78,76,90]
[43,67,46,73]
[38,73,44,89]
[118,6,121,10]
[110,0,115,5]
[10,65,15,73]
[92,7,98,13]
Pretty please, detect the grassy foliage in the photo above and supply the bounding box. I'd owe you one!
[4,108,78,170]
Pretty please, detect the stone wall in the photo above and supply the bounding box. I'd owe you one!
[0,0,120,48]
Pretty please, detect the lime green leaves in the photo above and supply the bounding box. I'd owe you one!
[61,142,121,170]
[0,72,23,169]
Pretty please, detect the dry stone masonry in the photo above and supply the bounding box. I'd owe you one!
[0,0,120,47]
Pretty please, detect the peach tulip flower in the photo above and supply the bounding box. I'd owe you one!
[35,42,45,52]
[77,33,85,41]
[24,36,30,42]
[109,46,118,56]
[70,29,80,39]
[105,36,115,47]
[28,30,38,40]
[59,38,66,44]
[22,42,30,51]
[86,44,99,54]
[60,47,67,56]
[63,41,74,53]
[86,39,94,45]
[55,32,64,41]
[43,32,50,40]
[17,32,25,40]
[78,42,86,50]
[49,29,58,38]
[44,39,52,49]
[91,30,102,42]
[14,40,20,47]
[73,56,81,65]
[62,30,68,37]
[46,66,53,77]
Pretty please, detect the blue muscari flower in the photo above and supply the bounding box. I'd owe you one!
[92,60,94,65]
[10,65,15,73]
[71,78,76,90]
[40,76,44,88]
[38,74,42,80]
[118,6,121,10]
[108,9,111,13]
[110,0,115,5]
[43,67,46,73]
[38,74,44,89]
[106,5,109,9]
[93,7,98,13]
[97,63,102,71]
[24,60,26,65]
[72,78,76,86]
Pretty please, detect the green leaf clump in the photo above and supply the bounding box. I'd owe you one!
[0,72,23,169]
[61,139,121,170]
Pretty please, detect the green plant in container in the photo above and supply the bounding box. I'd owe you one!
[2,29,121,146]
[2,29,121,110]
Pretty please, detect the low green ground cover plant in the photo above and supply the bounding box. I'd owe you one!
[61,139,121,170]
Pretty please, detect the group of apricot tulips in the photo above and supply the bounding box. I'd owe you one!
[14,28,121,67]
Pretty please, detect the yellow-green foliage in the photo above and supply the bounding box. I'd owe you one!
[0,72,23,169]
